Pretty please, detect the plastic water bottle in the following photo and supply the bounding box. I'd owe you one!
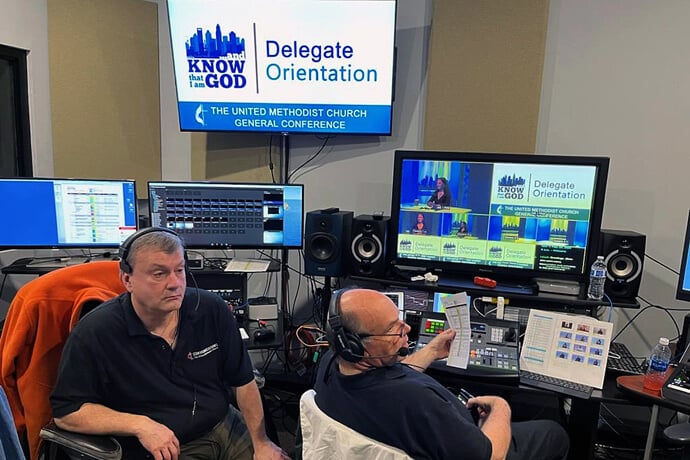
[643,337,672,391]
[587,256,607,300]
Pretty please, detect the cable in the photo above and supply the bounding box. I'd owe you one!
[644,252,680,276]
[286,135,332,183]
[612,298,689,343]
[268,135,276,184]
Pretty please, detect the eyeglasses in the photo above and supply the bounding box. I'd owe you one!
[359,322,407,339]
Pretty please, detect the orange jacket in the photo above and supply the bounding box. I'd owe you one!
[0,260,125,460]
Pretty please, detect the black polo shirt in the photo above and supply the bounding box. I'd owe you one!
[51,288,253,456]
[314,352,492,460]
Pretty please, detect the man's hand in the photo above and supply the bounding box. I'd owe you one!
[135,418,180,460]
[402,328,456,372]
[423,328,456,360]
[467,396,511,426]
[253,439,290,460]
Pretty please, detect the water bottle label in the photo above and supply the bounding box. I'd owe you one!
[591,269,606,277]
[649,358,669,372]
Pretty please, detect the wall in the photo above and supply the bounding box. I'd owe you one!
[538,0,690,356]
[49,0,160,194]
[0,0,52,177]
[0,0,52,317]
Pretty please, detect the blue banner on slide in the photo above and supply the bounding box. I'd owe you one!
[178,101,392,134]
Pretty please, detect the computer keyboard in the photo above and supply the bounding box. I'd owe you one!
[519,370,593,399]
[607,341,645,375]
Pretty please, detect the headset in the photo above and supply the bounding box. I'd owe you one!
[119,227,188,274]
[327,288,409,363]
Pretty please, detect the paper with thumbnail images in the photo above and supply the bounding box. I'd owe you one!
[520,309,613,389]
[442,292,472,369]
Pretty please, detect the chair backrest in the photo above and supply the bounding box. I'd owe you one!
[0,261,124,460]
[299,389,413,460]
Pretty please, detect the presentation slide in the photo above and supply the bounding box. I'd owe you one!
[167,0,396,134]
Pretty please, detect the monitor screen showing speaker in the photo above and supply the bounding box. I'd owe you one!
[148,181,304,249]
[389,150,610,283]
[676,210,690,302]
[0,178,138,249]
[166,0,397,135]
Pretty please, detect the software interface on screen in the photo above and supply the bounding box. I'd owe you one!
[0,178,138,248]
[395,158,602,276]
[148,182,303,248]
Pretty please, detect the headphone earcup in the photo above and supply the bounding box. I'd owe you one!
[338,331,365,363]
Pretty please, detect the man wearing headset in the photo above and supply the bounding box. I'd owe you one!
[315,288,569,460]
[50,228,288,460]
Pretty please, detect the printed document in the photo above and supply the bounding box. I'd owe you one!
[520,309,613,389]
[442,292,471,369]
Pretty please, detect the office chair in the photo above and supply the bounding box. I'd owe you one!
[0,260,125,459]
[299,389,413,460]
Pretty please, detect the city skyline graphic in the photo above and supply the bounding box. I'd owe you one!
[186,24,246,58]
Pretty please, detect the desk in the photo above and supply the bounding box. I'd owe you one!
[349,274,640,314]
[616,370,681,460]
[427,365,628,460]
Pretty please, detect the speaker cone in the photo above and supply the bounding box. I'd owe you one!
[308,233,336,262]
[604,250,642,281]
[351,233,383,263]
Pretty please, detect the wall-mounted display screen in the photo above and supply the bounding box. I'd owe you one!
[0,178,137,248]
[167,0,397,135]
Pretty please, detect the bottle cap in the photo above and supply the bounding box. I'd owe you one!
[660,337,670,346]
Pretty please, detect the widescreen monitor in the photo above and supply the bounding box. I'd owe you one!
[390,150,610,284]
[0,178,138,249]
[166,0,397,135]
[148,181,304,249]
[675,210,690,302]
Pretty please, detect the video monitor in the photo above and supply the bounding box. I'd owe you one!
[676,210,690,302]
[0,178,138,249]
[390,150,610,284]
[148,181,304,249]
[166,0,397,135]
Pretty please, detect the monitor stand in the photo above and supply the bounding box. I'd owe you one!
[437,275,535,295]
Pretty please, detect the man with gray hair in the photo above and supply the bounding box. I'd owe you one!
[51,227,288,460]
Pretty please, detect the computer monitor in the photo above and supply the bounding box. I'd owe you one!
[675,210,690,302]
[0,177,138,249]
[148,181,304,249]
[390,150,610,285]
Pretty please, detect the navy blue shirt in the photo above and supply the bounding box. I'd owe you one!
[314,352,492,460]
[51,288,253,457]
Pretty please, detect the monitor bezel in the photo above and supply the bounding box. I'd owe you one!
[147,180,305,250]
[388,150,610,284]
[0,176,138,250]
[676,210,690,302]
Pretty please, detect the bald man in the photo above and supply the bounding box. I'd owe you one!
[315,289,569,460]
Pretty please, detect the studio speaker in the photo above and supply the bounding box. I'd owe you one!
[600,229,646,301]
[349,214,390,277]
[304,209,353,277]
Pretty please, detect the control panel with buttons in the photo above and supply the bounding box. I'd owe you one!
[415,312,519,377]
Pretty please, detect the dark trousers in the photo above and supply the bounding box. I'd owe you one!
[507,420,570,460]
[179,406,254,460]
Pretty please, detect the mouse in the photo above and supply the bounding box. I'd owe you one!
[253,329,275,342]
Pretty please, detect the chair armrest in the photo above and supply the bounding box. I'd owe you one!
[39,422,122,460]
